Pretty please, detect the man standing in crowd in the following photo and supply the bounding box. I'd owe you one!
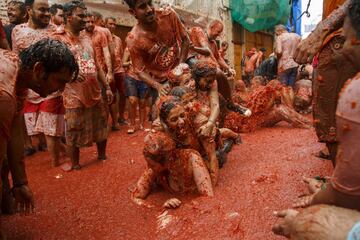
[124,0,190,101]
[12,0,66,167]
[4,1,28,50]
[294,0,354,164]
[53,0,113,170]
[275,24,301,88]
[0,38,79,216]
[105,17,127,130]
[50,3,64,29]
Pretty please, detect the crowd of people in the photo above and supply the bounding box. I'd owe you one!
[0,0,359,239]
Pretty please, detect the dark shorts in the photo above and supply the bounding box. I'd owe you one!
[279,67,298,88]
[125,75,148,99]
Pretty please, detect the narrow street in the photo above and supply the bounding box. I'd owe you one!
[3,122,332,240]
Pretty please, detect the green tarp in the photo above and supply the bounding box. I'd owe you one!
[230,0,291,32]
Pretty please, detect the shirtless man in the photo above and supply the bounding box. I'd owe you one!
[224,80,311,133]
[294,0,355,163]
[5,1,27,50]
[0,39,78,217]
[244,48,259,87]
[294,70,312,113]
[50,4,64,29]
[275,25,301,88]
[12,0,66,167]
[105,17,127,131]
[284,2,360,210]
[53,0,113,170]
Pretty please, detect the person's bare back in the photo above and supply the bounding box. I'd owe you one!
[276,32,301,73]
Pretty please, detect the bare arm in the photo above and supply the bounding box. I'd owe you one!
[295,0,350,63]
[122,48,131,67]
[0,38,10,50]
[275,37,282,58]
[190,44,212,56]
[103,46,113,82]
[132,168,157,207]
[208,81,220,124]
[138,72,169,96]
[97,69,113,104]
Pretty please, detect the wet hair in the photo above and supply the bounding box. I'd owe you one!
[192,60,218,88]
[105,17,116,24]
[349,0,360,38]
[24,0,34,8]
[50,4,63,15]
[8,1,26,14]
[92,11,103,21]
[159,97,181,124]
[86,12,93,18]
[19,38,79,83]
[63,0,86,19]
[124,0,137,9]
[170,86,190,99]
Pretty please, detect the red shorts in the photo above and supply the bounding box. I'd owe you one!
[23,96,65,114]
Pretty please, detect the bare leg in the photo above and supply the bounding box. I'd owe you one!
[275,104,312,128]
[110,100,120,131]
[69,146,80,170]
[30,135,41,151]
[128,96,138,133]
[45,135,61,167]
[118,90,127,123]
[96,140,107,160]
[139,99,147,129]
[219,128,241,144]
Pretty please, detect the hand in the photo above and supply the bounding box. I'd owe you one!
[132,197,154,208]
[229,68,236,76]
[156,84,169,96]
[303,177,323,194]
[12,185,35,214]
[293,194,315,208]
[106,72,114,84]
[163,198,181,209]
[105,89,113,104]
[272,209,299,237]
[294,34,323,64]
[198,121,215,138]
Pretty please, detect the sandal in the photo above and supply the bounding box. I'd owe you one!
[127,128,136,134]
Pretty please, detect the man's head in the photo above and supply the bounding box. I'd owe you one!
[85,12,95,33]
[92,11,104,27]
[50,4,64,26]
[192,60,218,91]
[208,20,224,40]
[105,17,116,33]
[25,0,51,28]
[125,0,156,25]
[19,38,79,97]
[63,0,86,33]
[7,1,28,25]
[260,47,266,53]
[274,24,287,36]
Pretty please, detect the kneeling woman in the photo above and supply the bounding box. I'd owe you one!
[132,98,214,208]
